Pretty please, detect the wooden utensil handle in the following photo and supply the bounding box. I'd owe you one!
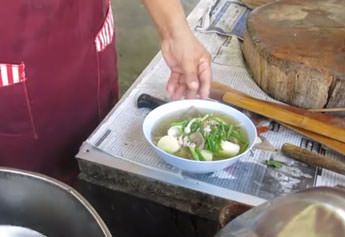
[211,81,345,129]
[222,89,345,143]
[280,123,345,155]
[308,108,345,113]
[210,81,345,155]
[281,143,345,176]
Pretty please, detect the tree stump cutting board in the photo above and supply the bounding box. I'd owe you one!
[242,0,345,109]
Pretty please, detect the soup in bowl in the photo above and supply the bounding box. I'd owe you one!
[143,99,257,173]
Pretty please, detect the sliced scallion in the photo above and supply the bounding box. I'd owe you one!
[230,129,247,144]
[195,148,206,161]
[226,125,233,140]
[189,147,199,161]
[171,120,188,127]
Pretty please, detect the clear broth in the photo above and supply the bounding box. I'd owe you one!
[152,108,248,161]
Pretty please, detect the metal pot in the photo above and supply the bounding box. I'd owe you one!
[0,167,111,237]
[216,186,345,237]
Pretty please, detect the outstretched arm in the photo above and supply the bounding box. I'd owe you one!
[142,0,212,99]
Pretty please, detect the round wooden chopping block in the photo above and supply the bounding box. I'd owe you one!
[242,0,345,109]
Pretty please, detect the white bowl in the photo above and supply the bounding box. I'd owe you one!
[142,99,257,173]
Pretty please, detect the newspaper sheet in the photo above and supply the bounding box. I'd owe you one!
[83,0,345,204]
[195,0,250,39]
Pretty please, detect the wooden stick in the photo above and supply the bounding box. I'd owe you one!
[210,81,345,143]
[308,108,345,113]
[282,143,345,176]
[211,81,345,129]
[279,123,345,155]
[210,81,345,154]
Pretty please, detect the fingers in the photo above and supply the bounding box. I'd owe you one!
[198,59,211,99]
[167,72,187,100]
[182,62,199,99]
[167,60,211,100]
[173,83,187,100]
[164,38,212,100]
[167,72,180,96]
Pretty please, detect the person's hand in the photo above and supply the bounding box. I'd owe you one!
[161,30,212,100]
[141,0,212,99]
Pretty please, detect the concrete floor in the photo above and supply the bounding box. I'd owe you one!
[111,0,199,96]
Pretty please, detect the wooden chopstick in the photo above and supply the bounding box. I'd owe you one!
[279,122,345,155]
[210,81,345,143]
[308,108,345,113]
[211,81,345,129]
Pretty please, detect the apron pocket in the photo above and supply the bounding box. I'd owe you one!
[94,1,114,52]
[94,1,118,119]
[0,63,37,138]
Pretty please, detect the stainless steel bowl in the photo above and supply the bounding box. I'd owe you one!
[216,186,345,237]
[0,167,111,237]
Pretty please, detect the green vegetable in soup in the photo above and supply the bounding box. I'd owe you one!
[200,149,213,161]
[154,112,249,161]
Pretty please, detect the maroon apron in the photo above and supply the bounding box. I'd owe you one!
[0,0,118,179]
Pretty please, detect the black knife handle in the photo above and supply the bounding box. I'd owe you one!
[137,93,167,110]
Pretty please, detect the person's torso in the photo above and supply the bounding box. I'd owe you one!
[0,0,118,175]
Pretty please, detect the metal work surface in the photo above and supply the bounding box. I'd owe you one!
[77,0,345,220]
